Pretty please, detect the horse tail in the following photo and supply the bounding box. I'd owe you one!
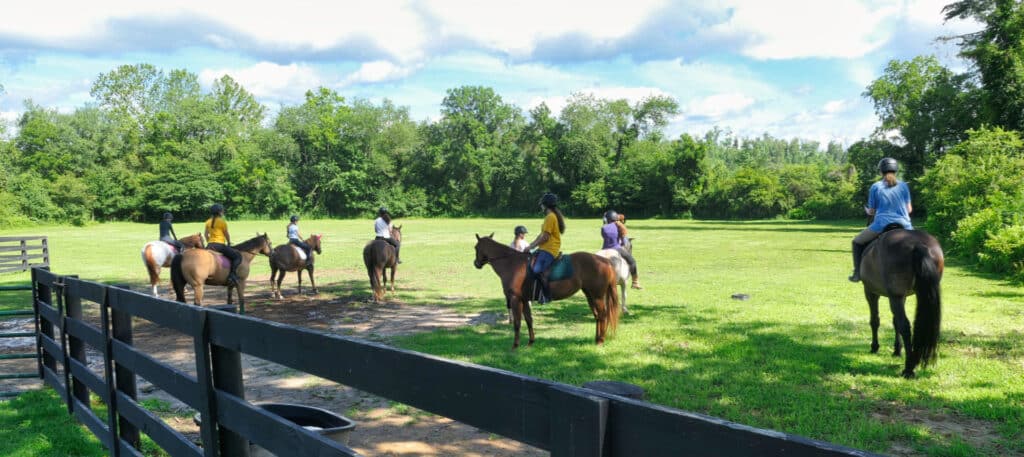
[605,266,620,334]
[911,243,942,367]
[170,253,186,303]
[142,245,160,284]
[363,244,380,298]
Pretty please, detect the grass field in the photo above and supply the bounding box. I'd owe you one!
[1,218,1022,456]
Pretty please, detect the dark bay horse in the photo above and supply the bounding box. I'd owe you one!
[859,228,943,378]
[269,234,323,299]
[141,233,205,297]
[363,225,401,303]
[473,234,620,348]
[171,233,272,311]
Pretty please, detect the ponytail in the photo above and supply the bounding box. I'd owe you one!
[883,172,897,187]
[553,208,566,234]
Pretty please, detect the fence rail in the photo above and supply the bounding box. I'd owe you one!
[0,236,49,397]
[30,267,877,457]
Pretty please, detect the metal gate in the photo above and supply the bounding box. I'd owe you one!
[0,236,49,397]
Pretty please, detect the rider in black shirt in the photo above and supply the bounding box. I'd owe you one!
[159,212,185,253]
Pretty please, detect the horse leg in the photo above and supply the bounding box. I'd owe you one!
[194,284,204,306]
[888,295,916,378]
[523,299,535,346]
[226,284,234,305]
[296,270,303,294]
[388,265,396,292]
[237,281,245,314]
[864,289,881,354]
[510,295,522,349]
[589,295,606,345]
[269,267,279,299]
[620,278,629,315]
[307,265,317,294]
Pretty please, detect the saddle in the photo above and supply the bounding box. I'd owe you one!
[291,245,308,261]
[528,253,573,302]
[161,241,179,254]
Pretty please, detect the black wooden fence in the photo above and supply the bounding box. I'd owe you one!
[0,236,49,397]
[31,267,878,457]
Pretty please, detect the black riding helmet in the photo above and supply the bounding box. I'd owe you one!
[514,225,528,236]
[539,192,558,208]
[378,206,389,216]
[210,203,224,215]
[162,212,173,221]
[604,210,619,223]
[878,157,899,174]
[290,215,299,223]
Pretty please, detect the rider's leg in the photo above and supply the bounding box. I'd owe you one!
[849,229,878,282]
[617,247,642,289]
[532,251,554,304]
[386,238,401,263]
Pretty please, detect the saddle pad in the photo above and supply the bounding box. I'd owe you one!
[548,255,574,282]
[215,254,231,270]
[161,241,178,254]
[292,245,308,261]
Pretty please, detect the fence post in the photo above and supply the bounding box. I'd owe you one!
[203,304,248,456]
[65,277,89,408]
[32,267,55,377]
[108,286,140,450]
[548,385,608,457]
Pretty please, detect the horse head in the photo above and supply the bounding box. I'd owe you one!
[391,225,402,244]
[310,234,323,254]
[472,232,496,269]
[258,233,272,256]
[182,233,205,249]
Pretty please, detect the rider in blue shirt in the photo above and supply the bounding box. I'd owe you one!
[849,157,913,282]
[287,215,312,261]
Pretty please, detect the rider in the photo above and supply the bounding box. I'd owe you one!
[848,157,913,282]
[159,212,185,253]
[374,207,401,263]
[204,204,242,286]
[525,192,565,304]
[511,225,530,252]
[601,209,642,289]
[287,215,312,262]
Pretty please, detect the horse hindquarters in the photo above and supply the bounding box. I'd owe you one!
[170,254,187,303]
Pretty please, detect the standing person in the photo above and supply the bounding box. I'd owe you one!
[159,212,185,253]
[848,157,913,282]
[204,204,242,286]
[286,215,311,261]
[510,225,530,252]
[601,210,642,289]
[374,207,401,263]
[525,193,565,304]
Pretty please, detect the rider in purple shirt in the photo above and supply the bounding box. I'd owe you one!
[849,157,914,282]
[600,210,641,289]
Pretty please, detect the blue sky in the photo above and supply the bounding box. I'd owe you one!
[0,0,979,146]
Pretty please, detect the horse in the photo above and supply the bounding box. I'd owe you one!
[595,237,633,315]
[363,225,402,303]
[171,233,272,311]
[140,233,205,297]
[858,227,943,378]
[473,234,620,348]
[268,234,323,299]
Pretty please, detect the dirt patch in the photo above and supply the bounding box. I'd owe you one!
[872,402,1004,456]
[124,285,542,456]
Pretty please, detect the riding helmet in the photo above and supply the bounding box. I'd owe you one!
[162,212,173,221]
[539,192,558,208]
[378,206,389,216]
[210,203,224,215]
[290,215,299,223]
[604,210,619,224]
[878,157,899,174]
[514,225,528,235]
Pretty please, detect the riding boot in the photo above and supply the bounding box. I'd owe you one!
[538,273,551,304]
[631,274,643,290]
[396,245,402,264]
[227,264,240,286]
[848,242,865,282]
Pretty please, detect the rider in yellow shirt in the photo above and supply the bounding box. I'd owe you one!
[204,204,242,285]
[525,193,565,303]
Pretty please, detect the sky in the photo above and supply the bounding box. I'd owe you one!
[0,0,981,147]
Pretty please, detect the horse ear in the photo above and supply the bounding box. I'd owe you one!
[396,224,402,230]
[475,233,480,240]
[489,232,494,238]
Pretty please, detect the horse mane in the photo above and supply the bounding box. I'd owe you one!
[234,234,268,252]
[479,235,526,257]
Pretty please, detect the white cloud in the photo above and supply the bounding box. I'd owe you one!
[822,99,849,115]
[685,93,755,119]
[341,61,418,86]
[198,62,323,101]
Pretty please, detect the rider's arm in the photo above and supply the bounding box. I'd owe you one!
[224,223,232,246]
[906,203,913,214]
[203,225,210,243]
[527,232,549,251]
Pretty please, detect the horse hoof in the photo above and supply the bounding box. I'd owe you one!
[902,371,916,379]
[870,345,879,354]
[892,351,902,357]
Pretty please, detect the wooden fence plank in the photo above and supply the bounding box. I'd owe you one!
[215,392,359,457]
[116,393,203,457]
[108,288,201,336]
[65,317,105,351]
[111,340,203,409]
[68,358,109,404]
[72,398,114,451]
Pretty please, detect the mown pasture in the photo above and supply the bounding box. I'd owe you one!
[0,218,1021,456]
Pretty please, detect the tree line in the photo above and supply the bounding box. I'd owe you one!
[0,0,1021,280]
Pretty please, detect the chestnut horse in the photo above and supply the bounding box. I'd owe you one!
[473,234,620,348]
[269,234,323,299]
[171,233,272,313]
[858,227,943,378]
[141,233,205,297]
[363,225,401,303]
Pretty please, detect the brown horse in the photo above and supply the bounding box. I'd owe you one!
[141,233,205,297]
[859,227,943,378]
[473,234,620,348]
[171,233,272,312]
[269,234,323,299]
[363,225,402,303]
